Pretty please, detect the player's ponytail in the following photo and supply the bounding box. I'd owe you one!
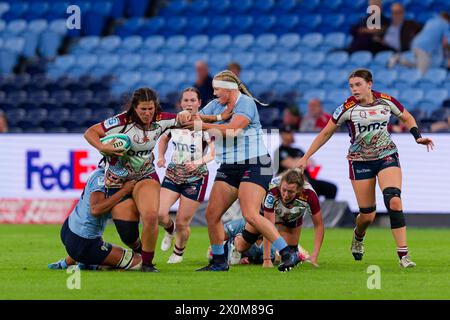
[213,70,268,106]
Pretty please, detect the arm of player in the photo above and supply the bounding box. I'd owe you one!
[84,124,125,157]
[262,210,275,268]
[309,211,324,267]
[157,133,170,168]
[90,180,137,216]
[199,107,234,123]
[296,119,338,169]
[197,115,250,138]
[398,108,434,151]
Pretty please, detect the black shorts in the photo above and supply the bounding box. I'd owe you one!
[349,153,401,180]
[215,155,273,191]
[60,218,112,265]
[105,171,160,202]
[161,175,209,202]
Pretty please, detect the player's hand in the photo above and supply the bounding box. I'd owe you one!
[122,180,137,194]
[416,137,434,151]
[184,161,201,172]
[296,156,308,170]
[183,113,203,131]
[308,255,319,268]
[177,110,192,124]
[220,108,234,121]
[262,259,273,268]
[100,138,125,157]
[157,158,166,168]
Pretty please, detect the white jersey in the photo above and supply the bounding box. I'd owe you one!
[165,128,210,184]
[101,112,177,188]
[332,91,405,161]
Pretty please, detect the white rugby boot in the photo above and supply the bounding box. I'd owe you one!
[167,253,183,264]
[399,255,416,268]
[161,231,175,251]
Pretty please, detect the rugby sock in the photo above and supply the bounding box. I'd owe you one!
[397,246,408,259]
[354,228,365,242]
[173,245,185,257]
[272,237,289,256]
[131,239,142,254]
[211,244,226,264]
[141,250,154,265]
[288,245,298,252]
[164,220,175,234]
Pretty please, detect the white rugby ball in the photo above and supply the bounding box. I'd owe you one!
[100,133,131,156]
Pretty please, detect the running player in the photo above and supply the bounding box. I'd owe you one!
[297,69,434,268]
[157,87,216,264]
[83,88,191,272]
[222,169,324,268]
[184,70,300,272]
[48,168,142,271]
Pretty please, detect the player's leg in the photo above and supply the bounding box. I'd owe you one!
[112,198,142,253]
[100,245,142,270]
[48,255,77,269]
[196,181,238,271]
[132,178,161,272]
[377,165,415,267]
[238,182,300,272]
[158,182,181,252]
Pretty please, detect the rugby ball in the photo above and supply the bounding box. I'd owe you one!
[100,133,131,156]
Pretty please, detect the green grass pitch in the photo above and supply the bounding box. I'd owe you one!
[1,224,449,300]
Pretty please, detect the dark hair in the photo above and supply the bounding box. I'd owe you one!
[440,12,450,22]
[179,87,201,102]
[227,62,241,73]
[280,169,305,190]
[124,87,161,126]
[348,68,373,83]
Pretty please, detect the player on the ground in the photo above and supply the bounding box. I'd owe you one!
[48,169,142,271]
[297,69,434,268]
[157,87,216,264]
[222,169,324,268]
[183,70,300,272]
[83,87,191,272]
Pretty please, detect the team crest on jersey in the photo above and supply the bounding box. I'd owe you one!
[104,117,120,129]
[381,106,389,115]
[97,176,105,186]
[359,111,367,119]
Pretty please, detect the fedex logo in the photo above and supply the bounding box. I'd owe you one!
[27,150,97,191]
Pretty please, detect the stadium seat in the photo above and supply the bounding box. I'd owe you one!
[301,52,325,68]
[301,32,323,49]
[240,70,255,85]
[319,14,345,33]
[115,35,143,54]
[323,51,349,68]
[273,15,299,34]
[327,89,348,103]
[399,89,424,106]
[115,17,144,37]
[185,52,209,69]
[138,17,165,37]
[303,89,326,101]
[349,51,373,67]
[161,53,187,70]
[139,35,165,53]
[301,70,326,87]
[376,70,398,87]
[278,70,302,87]
[276,52,301,69]
[24,108,48,126]
[208,34,232,53]
[75,54,98,71]
[423,89,449,106]
[229,16,253,35]
[373,51,394,68]
[7,90,27,104]
[50,90,72,103]
[5,19,27,36]
[254,52,278,69]
[322,32,347,50]
[1,2,27,22]
[185,16,209,36]
[92,107,115,122]
[251,15,276,35]
[189,0,210,15]
[47,108,71,125]
[395,69,422,89]
[183,35,209,53]
[70,108,93,125]
[231,52,255,69]
[229,34,254,52]
[205,16,231,35]
[277,33,301,51]
[164,71,187,87]
[419,68,447,89]
[229,0,252,14]
[96,35,121,54]
[298,15,322,34]
[73,36,100,54]
[159,0,189,16]
[254,70,278,87]
[139,71,164,88]
[321,70,348,89]
[163,17,187,36]
[253,33,278,52]
[3,37,25,55]
[208,0,231,15]
[126,0,151,17]
[5,108,26,126]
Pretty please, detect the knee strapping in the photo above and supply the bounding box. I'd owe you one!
[114,220,140,246]
[383,187,405,229]
[241,229,260,245]
[359,205,376,214]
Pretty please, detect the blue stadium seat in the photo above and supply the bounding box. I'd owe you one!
[373,51,394,67]
[39,31,61,58]
[231,52,255,69]
[259,108,280,127]
[118,53,142,70]
[159,0,188,16]
[273,15,299,34]
[209,52,232,70]
[72,90,94,104]
[185,53,209,69]
[323,51,349,68]
[69,108,93,125]
[164,71,187,87]
[229,16,253,35]
[126,0,151,17]
[53,55,76,72]
[298,14,321,34]
[139,35,165,53]
[92,107,115,122]
[273,0,297,14]
[276,52,301,69]
[419,68,447,89]
[240,70,255,85]
[0,2,9,17]
[28,90,49,104]
[253,0,275,13]
[277,33,301,51]
[208,0,231,15]
[115,35,143,54]
[189,0,209,15]
[139,17,165,37]
[349,51,373,67]
[3,37,25,54]
[142,53,164,70]
[163,35,188,53]
[161,53,187,70]
[301,52,325,68]
[185,16,209,36]
[50,89,72,103]
[47,108,71,125]
[303,89,326,101]
[342,0,366,11]
[254,52,278,69]
[301,33,323,49]
[184,35,209,53]
[229,34,254,52]
[75,54,98,70]
[278,70,302,87]
[7,90,27,104]
[208,34,232,53]
[321,70,348,89]
[116,17,145,37]
[96,35,121,53]
[255,70,278,87]
[207,16,232,36]
[84,1,112,36]
[49,19,67,35]
[24,2,49,20]
[376,70,398,87]
[163,16,187,36]
[229,0,252,14]
[326,89,348,104]
[25,108,47,126]
[319,14,345,33]
[251,15,276,35]
[423,89,448,106]
[1,3,27,22]
[399,89,424,106]
[6,108,26,126]
[322,32,347,51]
[0,20,5,33]
[73,36,100,54]
[139,71,164,88]
[253,33,277,52]
[5,19,27,36]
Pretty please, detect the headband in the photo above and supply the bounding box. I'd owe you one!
[212,79,239,90]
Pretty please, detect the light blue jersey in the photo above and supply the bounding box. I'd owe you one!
[412,15,450,55]
[200,93,268,164]
[68,169,111,239]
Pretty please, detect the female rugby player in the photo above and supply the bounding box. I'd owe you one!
[157,87,216,264]
[184,70,300,272]
[297,69,434,268]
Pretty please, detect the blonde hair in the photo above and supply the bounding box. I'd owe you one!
[213,70,268,106]
[280,168,305,190]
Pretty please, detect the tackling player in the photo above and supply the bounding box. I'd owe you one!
[48,169,142,271]
[297,69,434,268]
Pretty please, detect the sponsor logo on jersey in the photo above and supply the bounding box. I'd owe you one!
[368,110,377,116]
[97,176,105,186]
[104,117,119,129]
[380,93,391,100]
[344,100,356,109]
[357,120,388,133]
[265,193,275,206]
[333,105,344,119]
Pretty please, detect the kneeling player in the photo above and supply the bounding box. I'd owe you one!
[229,169,324,268]
[48,169,142,271]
